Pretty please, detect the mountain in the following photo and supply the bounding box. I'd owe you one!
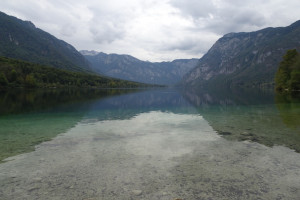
[81,50,198,85]
[0,11,91,73]
[182,20,300,88]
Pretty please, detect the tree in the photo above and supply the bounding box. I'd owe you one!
[0,72,8,86]
[25,74,37,87]
[289,68,300,91]
[275,49,300,92]
[10,69,17,82]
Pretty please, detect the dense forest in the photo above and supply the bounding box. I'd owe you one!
[0,57,150,88]
[275,49,300,92]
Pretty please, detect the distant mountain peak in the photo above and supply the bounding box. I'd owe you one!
[82,52,198,85]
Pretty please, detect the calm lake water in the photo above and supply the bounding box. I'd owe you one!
[0,88,299,200]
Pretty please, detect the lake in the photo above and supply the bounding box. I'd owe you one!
[0,88,299,199]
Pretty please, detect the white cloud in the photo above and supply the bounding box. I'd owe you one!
[1,0,300,61]
[170,0,216,19]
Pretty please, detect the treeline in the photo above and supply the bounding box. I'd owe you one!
[0,57,151,88]
[275,49,300,93]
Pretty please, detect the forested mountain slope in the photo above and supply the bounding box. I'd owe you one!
[0,11,91,73]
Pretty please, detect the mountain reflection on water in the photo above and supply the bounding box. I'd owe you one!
[0,88,198,162]
[0,88,299,163]
[0,88,300,199]
[0,89,141,162]
[181,87,300,152]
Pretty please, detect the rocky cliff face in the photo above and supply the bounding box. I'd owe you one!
[81,51,198,85]
[183,20,300,88]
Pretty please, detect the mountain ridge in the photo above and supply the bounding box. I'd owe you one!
[182,20,300,88]
[80,50,198,85]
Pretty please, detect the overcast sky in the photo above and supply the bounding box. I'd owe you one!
[1,0,300,62]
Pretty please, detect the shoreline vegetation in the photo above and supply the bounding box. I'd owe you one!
[275,49,300,94]
[0,57,158,89]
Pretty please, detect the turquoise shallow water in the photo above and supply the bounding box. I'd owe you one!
[0,88,299,199]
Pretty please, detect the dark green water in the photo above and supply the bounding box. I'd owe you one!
[0,88,299,199]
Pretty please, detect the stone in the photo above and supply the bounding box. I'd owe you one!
[132,189,142,196]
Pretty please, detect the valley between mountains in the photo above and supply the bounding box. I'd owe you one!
[0,11,300,89]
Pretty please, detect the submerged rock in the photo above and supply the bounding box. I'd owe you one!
[218,131,232,135]
[132,189,142,196]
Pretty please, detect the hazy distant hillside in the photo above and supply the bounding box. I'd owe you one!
[81,50,198,85]
[0,11,91,73]
[183,20,300,88]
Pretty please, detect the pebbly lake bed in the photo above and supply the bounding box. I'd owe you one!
[0,88,299,199]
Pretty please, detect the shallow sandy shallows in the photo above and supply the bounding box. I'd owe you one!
[0,111,299,200]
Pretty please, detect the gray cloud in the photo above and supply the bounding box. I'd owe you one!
[87,3,134,44]
[89,21,125,44]
[170,0,215,18]
[60,24,77,37]
[169,0,297,35]
[205,8,267,34]
[160,37,214,55]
